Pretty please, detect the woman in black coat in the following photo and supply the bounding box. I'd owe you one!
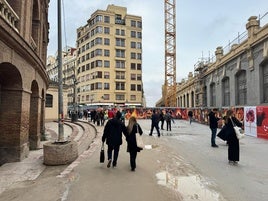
[126,116,143,171]
[225,109,243,165]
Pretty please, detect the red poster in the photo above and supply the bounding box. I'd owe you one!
[256,106,268,139]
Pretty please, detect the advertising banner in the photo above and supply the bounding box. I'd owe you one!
[244,106,257,137]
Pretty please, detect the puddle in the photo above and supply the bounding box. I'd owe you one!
[156,171,223,201]
[144,144,159,149]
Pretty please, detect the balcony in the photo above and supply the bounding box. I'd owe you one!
[0,0,19,32]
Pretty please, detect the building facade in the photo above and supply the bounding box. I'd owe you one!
[76,5,144,108]
[0,0,49,164]
[47,47,77,106]
[175,15,268,109]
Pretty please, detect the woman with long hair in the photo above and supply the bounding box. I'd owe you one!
[225,109,243,165]
[126,116,143,171]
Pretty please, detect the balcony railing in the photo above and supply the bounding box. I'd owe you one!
[0,0,19,32]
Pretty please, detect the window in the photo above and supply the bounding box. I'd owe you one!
[45,94,53,107]
[95,82,102,90]
[131,63,136,70]
[116,60,125,69]
[96,15,103,22]
[95,49,102,56]
[116,29,120,35]
[104,38,110,45]
[137,63,142,70]
[131,74,136,80]
[116,94,125,100]
[116,49,125,58]
[262,64,268,103]
[103,94,110,99]
[210,83,216,107]
[104,60,110,68]
[96,60,102,67]
[236,70,247,105]
[104,72,110,79]
[131,42,136,48]
[137,53,142,60]
[116,71,125,79]
[131,31,136,38]
[137,84,142,91]
[95,26,102,34]
[121,30,125,36]
[131,20,136,27]
[131,84,136,91]
[137,42,142,49]
[104,83,110,90]
[104,49,110,57]
[222,77,230,106]
[131,52,136,59]
[137,74,142,80]
[116,82,125,90]
[104,27,110,34]
[95,37,102,45]
[104,16,110,23]
[137,32,142,38]
[116,38,125,47]
[137,21,142,28]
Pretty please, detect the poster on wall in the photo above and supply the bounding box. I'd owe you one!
[256,106,268,139]
[244,106,257,137]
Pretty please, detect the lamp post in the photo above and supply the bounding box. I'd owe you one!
[57,0,64,142]
[72,70,78,122]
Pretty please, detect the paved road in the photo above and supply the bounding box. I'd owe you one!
[0,119,267,201]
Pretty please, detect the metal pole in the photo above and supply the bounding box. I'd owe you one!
[57,0,64,141]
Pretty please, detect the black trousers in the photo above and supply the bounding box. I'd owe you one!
[107,145,120,166]
[129,151,137,169]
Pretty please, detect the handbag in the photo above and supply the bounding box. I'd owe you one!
[135,124,144,148]
[100,143,105,163]
[230,118,245,140]
[217,125,228,141]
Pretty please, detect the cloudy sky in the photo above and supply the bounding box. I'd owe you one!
[47,0,267,107]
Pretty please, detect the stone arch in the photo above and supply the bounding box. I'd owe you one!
[0,62,23,165]
[29,80,40,150]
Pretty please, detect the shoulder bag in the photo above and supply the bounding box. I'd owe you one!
[135,124,144,148]
[230,118,244,140]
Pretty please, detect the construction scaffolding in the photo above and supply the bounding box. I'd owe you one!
[164,0,176,107]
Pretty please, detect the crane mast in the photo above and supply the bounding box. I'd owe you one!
[164,0,176,107]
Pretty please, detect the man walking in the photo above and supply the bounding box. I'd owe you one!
[102,111,128,168]
[149,109,161,137]
[208,108,220,148]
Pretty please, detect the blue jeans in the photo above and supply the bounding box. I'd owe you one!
[211,128,217,146]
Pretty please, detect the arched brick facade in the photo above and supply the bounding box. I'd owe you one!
[0,0,49,165]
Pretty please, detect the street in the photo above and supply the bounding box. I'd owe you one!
[0,119,267,201]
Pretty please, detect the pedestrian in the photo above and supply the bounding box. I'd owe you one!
[208,108,220,147]
[225,109,243,165]
[159,110,165,130]
[102,111,128,168]
[188,110,193,124]
[126,116,143,171]
[149,109,161,137]
[165,110,173,131]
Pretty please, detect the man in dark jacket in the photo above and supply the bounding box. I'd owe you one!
[102,111,128,168]
[149,109,161,137]
[208,108,220,147]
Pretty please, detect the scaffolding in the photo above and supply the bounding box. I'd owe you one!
[164,0,176,107]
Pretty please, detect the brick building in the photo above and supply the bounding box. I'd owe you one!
[0,0,49,164]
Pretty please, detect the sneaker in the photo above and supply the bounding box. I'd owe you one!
[131,168,135,171]
[107,159,112,168]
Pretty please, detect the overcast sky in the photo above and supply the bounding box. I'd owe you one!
[47,0,268,107]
